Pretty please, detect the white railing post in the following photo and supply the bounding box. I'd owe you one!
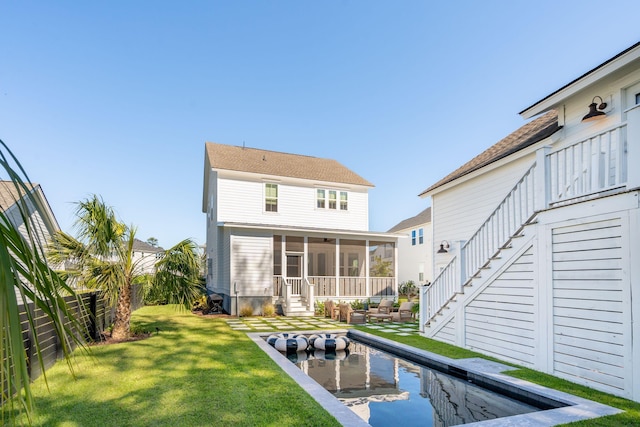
[284,280,292,313]
[626,105,640,190]
[535,146,551,211]
[455,240,466,291]
[306,279,315,313]
[335,238,341,299]
[420,284,428,333]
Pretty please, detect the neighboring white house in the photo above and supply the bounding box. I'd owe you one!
[418,42,640,402]
[0,181,62,303]
[388,207,432,286]
[202,142,399,316]
[0,181,60,249]
[131,238,164,275]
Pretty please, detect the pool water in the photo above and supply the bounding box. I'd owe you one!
[294,341,540,426]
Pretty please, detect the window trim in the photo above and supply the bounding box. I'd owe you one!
[265,183,278,213]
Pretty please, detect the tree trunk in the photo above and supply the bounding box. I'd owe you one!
[111,283,132,340]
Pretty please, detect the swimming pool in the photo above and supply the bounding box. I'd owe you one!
[250,329,621,426]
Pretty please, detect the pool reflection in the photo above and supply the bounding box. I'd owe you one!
[295,342,538,426]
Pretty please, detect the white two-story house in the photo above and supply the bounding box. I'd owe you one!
[419,42,640,402]
[388,207,433,287]
[202,143,399,316]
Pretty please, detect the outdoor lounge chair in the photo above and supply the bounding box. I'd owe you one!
[339,303,366,324]
[324,300,338,319]
[391,301,415,322]
[367,299,394,315]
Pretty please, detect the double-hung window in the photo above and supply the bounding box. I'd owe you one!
[265,183,278,212]
[328,190,337,209]
[340,191,348,210]
[411,230,416,246]
[418,228,424,244]
[316,189,326,208]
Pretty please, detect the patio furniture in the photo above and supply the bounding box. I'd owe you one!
[338,303,366,324]
[367,299,394,315]
[391,302,415,322]
[325,300,339,319]
[368,313,392,323]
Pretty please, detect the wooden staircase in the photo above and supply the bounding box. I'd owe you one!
[421,163,539,334]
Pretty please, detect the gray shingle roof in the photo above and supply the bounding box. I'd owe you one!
[205,142,374,187]
[132,238,164,253]
[419,111,560,196]
[388,207,431,233]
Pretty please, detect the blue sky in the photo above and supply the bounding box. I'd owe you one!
[2,1,639,248]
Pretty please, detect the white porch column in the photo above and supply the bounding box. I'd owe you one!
[335,238,340,298]
[365,239,370,299]
[625,105,640,190]
[304,236,314,312]
[534,146,552,211]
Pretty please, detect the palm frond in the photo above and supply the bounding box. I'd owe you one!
[0,138,88,424]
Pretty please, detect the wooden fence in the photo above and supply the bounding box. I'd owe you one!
[3,285,144,398]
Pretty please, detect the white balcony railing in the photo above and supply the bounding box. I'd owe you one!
[422,121,631,330]
[547,123,627,205]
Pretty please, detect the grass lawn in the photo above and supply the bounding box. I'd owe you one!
[12,305,341,427]
[9,307,640,426]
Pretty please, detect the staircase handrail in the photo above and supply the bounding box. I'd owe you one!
[462,163,537,281]
[422,163,538,328]
[422,256,457,321]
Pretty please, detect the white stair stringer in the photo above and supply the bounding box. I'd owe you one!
[424,226,537,339]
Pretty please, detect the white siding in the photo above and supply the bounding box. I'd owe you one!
[230,233,273,295]
[465,246,536,366]
[431,155,534,271]
[552,217,628,395]
[433,317,456,345]
[217,175,369,231]
[396,222,433,285]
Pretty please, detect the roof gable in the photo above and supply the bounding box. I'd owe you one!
[419,111,560,197]
[205,143,374,187]
[388,207,431,233]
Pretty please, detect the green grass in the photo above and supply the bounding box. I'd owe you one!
[355,326,640,426]
[12,306,341,427]
[9,307,640,426]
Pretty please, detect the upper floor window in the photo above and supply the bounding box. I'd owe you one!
[316,189,325,208]
[328,191,337,209]
[317,188,348,211]
[265,183,278,212]
[411,230,416,246]
[418,228,424,244]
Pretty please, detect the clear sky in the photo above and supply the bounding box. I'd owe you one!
[2,1,639,248]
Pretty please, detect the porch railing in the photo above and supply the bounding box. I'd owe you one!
[547,123,627,205]
[276,275,396,299]
[422,121,630,329]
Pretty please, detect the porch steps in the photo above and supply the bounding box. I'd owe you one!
[282,296,314,317]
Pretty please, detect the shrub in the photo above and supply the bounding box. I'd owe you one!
[239,304,254,317]
[192,295,209,311]
[315,300,325,316]
[262,302,275,317]
[399,280,418,300]
[350,299,364,310]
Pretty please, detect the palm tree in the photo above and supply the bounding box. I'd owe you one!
[0,139,86,423]
[49,196,202,340]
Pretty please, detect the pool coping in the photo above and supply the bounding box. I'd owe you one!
[249,329,623,427]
